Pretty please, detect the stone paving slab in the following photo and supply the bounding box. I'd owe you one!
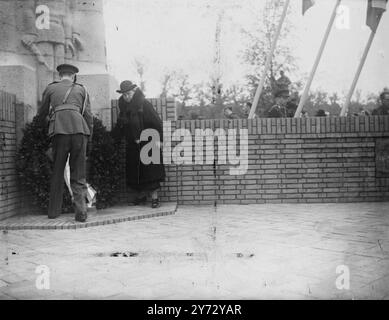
[0,202,388,299]
[0,203,177,230]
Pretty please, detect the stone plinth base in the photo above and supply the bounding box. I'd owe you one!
[0,65,37,123]
[77,74,118,131]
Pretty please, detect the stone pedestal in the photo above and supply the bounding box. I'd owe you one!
[0,65,37,124]
[77,74,118,131]
[0,0,117,131]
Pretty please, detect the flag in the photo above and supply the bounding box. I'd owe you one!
[64,156,96,208]
[64,156,73,200]
[303,0,315,15]
[366,0,387,32]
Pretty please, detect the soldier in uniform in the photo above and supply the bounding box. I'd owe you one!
[241,102,257,119]
[275,70,292,95]
[267,89,289,118]
[223,106,240,119]
[37,64,93,222]
[372,89,389,115]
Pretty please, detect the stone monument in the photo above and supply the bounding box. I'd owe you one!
[0,0,117,129]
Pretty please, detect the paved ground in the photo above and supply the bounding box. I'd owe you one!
[0,202,388,300]
[0,203,177,230]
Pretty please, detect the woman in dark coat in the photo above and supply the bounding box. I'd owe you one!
[113,80,165,208]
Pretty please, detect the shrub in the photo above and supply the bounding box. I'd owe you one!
[16,116,121,213]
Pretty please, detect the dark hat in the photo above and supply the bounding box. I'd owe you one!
[380,88,389,99]
[316,109,326,117]
[275,89,290,98]
[56,64,79,74]
[117,80,137,94]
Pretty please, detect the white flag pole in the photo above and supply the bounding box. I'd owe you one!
[294,0,342,118]
[248,0,290,119]
[340,30,376,116]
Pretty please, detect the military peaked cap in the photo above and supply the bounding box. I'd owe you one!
[56,64,79,74]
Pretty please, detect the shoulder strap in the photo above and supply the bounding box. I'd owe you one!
[80,85,89,116]
[62,84,74,104]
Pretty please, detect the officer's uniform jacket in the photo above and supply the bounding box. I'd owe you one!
[38,79,93,139]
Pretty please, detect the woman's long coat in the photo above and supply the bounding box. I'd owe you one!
[113,89,165,191]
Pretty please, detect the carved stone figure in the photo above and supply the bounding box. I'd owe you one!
[21,0,84,96]
[0,0,115,127]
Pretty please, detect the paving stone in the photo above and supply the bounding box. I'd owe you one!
[0,202,388,299]
[0,203,177,230]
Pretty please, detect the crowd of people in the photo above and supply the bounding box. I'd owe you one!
[222,71,389,120]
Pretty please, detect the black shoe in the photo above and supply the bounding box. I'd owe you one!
[151,198,160,209]
[75,213,87,223]
[132,196,147,206]
[48,215,60,219]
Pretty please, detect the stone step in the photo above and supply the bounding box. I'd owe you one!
[0,203,177,230]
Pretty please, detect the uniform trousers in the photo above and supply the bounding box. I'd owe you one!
[48,134,88,218]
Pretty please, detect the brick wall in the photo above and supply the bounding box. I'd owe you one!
[111,97,177,127]
[0,91,21,218]
[2,93,388,217]
[114,112,389,205]
[0,95,179,217]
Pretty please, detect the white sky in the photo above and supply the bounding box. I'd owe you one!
[103,0,389,100]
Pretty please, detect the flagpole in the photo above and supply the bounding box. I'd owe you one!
[340,30,376,116]
[248,0,290,119]
[294,0,342,118]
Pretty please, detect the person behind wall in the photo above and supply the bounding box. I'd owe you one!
[267,90,290,118]
[285,97,298,117]
[223,106,240,119]
[372,89,389,115]
[274,70,291,96]
[36,64,93,222]
[300,111,309,118]
[315,109,327,117]
[241,102,257,119]
[113,81,165,208]
[360,110,371,116]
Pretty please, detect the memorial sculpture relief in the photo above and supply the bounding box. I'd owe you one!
[0,0,113,118]
[20,0,84,96]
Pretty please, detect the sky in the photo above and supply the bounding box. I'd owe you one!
[103,0,389,101]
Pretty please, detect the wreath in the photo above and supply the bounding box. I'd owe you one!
[16,116,122,213]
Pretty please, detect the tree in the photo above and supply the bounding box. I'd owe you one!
[303,90,330,116]
[345,89,365,115]
[329,92,340,106]
[223,83,250,109]
[173,72,192,107]
[365,92,379,112]
[158,69,194,107]
[159,69,175,99]
[241,0,297,115]
[191,82,213,107]
[132,57,147,93]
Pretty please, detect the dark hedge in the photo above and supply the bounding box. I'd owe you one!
[16,116,122,213]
